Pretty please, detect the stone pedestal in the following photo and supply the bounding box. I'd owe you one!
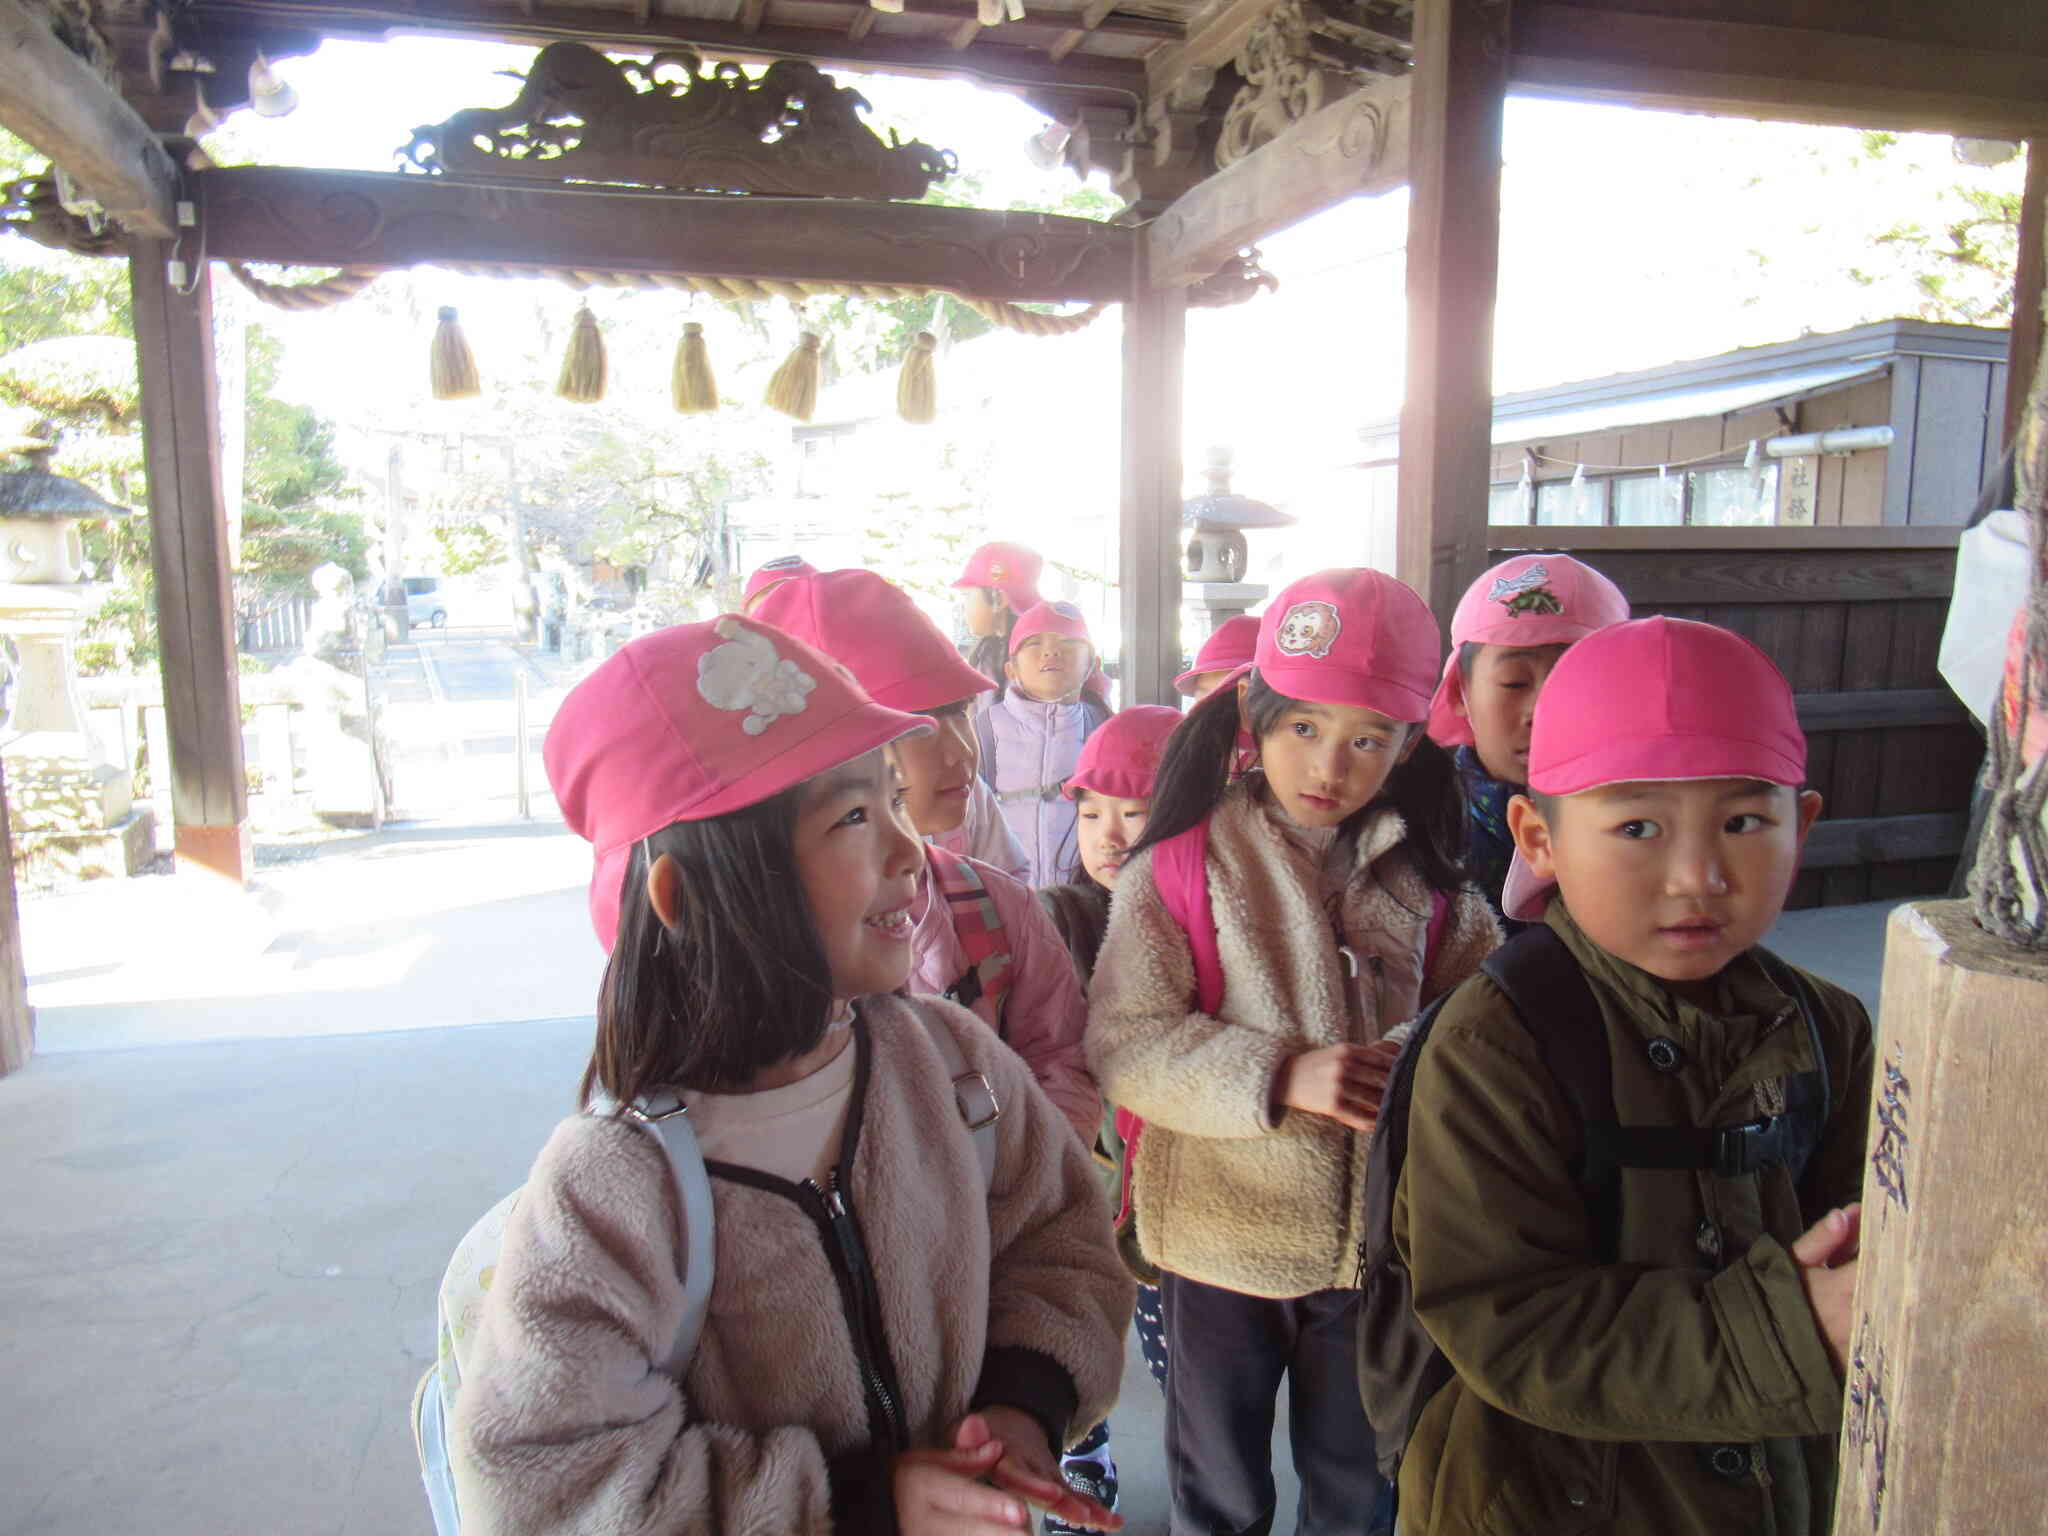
[0,582,154,882]
[1184,580,1267,633]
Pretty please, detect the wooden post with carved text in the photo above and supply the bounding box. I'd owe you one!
[1834,901,2048,1533]
[1398,0,1507,634]
[128,245,253,885]
[1119,272,1186,706]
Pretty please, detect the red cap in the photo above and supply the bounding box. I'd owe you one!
[1427,554,1630,746]
[543,615,931,951]
[1243,569,1440,723]
[1063,705,1181,802]
[1500,616,1807,920]
[1009,599,1092,656]
[1174,614,1260,695]
[953,541,1043,613]
[742,555,818,603]
[752,568,993,712]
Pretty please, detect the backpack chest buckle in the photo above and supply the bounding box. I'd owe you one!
[1713,1115,1789,1178]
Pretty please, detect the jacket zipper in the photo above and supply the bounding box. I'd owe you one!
[798,1170,909,1454]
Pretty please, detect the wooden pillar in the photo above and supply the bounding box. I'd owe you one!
[2004,140,2047,453]
[1836,900,2048,1532]
[1398,0,1510,635]
[128,245,252,885]
[1119,272,1186,706]
[0,758,33,1077]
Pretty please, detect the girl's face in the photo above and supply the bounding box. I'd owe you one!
[1075,788,1150,890]
[1249,686,1418,830]
[962,587,1003,638]
[1007,633,1092,703]
[793,749,924,1002]
[889,698,980,836]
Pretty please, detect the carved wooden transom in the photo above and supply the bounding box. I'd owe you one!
[398,43,958,201]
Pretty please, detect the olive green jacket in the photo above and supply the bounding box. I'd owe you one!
[1393,902,1874,1536]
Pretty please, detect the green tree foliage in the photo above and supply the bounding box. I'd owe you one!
[1842,131,2023,326]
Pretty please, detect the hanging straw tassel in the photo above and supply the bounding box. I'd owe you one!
[430,306,480,400]
[672,320,719,414]
[896,331,937,425]
[764,331,822,422]
[556,304,607,403]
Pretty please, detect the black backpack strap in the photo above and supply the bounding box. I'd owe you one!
[1480,926,1627,1256]
[1753,948,1832,1191]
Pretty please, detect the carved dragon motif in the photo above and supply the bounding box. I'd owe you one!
[398,43,957,201]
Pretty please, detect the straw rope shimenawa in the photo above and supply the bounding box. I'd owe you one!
[221,261,1107,336]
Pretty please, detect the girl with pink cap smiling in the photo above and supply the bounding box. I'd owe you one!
[1086,570,1500,1536]
[450,616,1131,1535]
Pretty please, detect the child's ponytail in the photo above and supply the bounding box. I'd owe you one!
[1382,732,1468,894]
[1127,684,1242,860]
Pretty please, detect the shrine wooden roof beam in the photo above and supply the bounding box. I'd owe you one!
[176,0,1155,102]
[195,165,1136,302]
[0,0,179,236]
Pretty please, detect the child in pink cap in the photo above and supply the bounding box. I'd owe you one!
[1036,704,1185,1419]
[1174,614,1260,703]
[1087,569,1500,1536]
[753,569,1098,1145]
[1394,617,1872,1536]
[1427,553,1629,932]
[739,553,818,613]
[977,600,1114,886]
[452,616,1130,1536]
[954,540,1046,690]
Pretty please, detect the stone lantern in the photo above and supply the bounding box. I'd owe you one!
[1180,445,1295,636]
[0,437,153,879]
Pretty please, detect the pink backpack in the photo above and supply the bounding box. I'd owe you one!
[1113,818,1448,1227]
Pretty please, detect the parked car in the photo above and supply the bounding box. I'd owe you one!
[403,576,448,629]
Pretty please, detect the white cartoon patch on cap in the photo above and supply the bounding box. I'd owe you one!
[1487,562,1564,617]
[1274,600,1342,660]
[697,618,817,736]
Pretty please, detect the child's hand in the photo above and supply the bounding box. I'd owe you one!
[1276,1040,1401,1133]
[951,1411,1122,1532]
[893,1438,1028,1534]
[1790,1204,1861,1377]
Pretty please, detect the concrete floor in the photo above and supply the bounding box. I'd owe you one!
[0,845,1901,1536]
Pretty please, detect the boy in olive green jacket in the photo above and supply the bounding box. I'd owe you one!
[1394,618,1873,1536]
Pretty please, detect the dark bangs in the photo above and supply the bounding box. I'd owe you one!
[581,787,834,1107]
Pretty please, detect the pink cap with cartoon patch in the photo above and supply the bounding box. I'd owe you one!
[1427,553,1630,747]
[952,541,1043,615]
[1243,569,1440,723]
[544,615,931,952]
[1498,616,1806,921]
[1009,599,1092,655]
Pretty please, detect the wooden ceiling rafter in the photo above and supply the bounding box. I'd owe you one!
[169,0,1155,102]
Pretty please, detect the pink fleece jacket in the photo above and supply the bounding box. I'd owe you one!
[907,848,1099,1144]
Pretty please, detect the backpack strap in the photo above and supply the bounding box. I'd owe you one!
[609,1094,718,1375]
[974,707,998,790]
[1483,927,1834,1258]
[927,846,1015,1025]
[916,1005,1000,1188]
[1152,820,1223,1015]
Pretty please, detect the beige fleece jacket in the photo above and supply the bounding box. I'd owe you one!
[1086,789,1499,1298]
[452,992,1133,1534]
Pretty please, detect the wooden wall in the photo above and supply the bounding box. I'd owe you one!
[1490,353,2009,528]
[1487,526,1978,908]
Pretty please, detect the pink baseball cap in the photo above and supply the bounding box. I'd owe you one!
[544,615,932,950]
[1063,705,1182,802]
[953,541,1043,613]
[1009,599,1092,655]
[1239,569,1441,723]
[1427,554,1630,746]
[1499,616,1807,921]
[752,568,993,712]
[1174,614,1260,695]
[743,555,818,604]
